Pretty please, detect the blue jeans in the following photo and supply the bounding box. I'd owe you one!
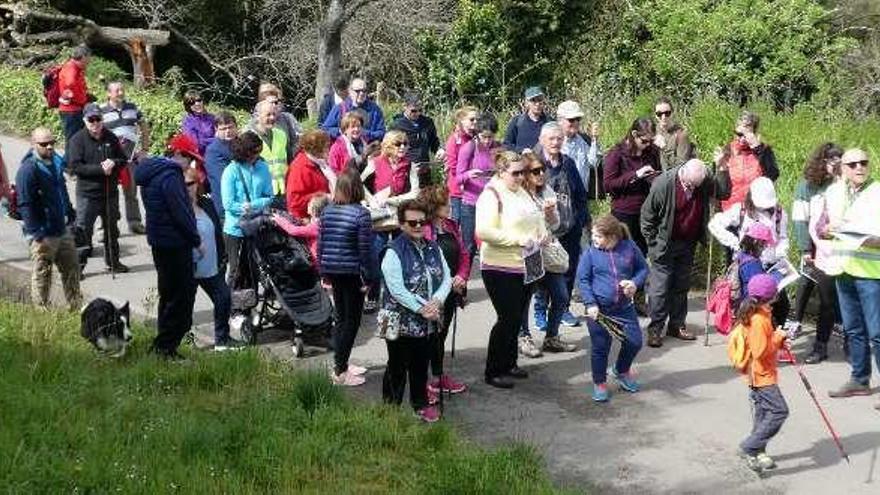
[521,272,569,338]
[836,274,880,385]
[368,230,392,302]
[740,385,789,455]
[197,273,232,342]
[460,203,477,261]
[527,231,582,333]
[587,303,643,384]
[450,197,462,225]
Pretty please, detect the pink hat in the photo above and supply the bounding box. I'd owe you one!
[745,222,774,244]
[747,274,778,301]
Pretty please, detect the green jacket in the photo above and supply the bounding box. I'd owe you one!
[640,164,731,261]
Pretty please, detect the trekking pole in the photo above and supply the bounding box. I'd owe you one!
[105,175,116,280]
[704,207,714,347]
[786,348,851,464]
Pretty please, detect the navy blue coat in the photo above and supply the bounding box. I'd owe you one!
[317,203,376,281]
[134,157,200,249]
[203,138,232,218]
[15,150,73,241]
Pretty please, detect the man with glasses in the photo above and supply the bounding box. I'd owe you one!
[100,81,150,235]
[67,103,128,273]
[504,86,551,153]
[819,149,880,407]
[641,158,731,348]
[391,92,441,165]
[652,97,695,171]
[321,77,386,143]
[204,112,237,220]
[15,127,82,309]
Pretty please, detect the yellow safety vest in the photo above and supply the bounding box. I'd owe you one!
[825,180,880,279]
[253,127,288,195]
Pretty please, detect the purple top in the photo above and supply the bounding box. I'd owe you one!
[182,112,217,155]
[455,140,498,205]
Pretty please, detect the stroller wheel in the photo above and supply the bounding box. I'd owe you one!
[292,337,305,358]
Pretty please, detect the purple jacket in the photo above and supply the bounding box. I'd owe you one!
[455,140,498,205]
[182,112,217,155]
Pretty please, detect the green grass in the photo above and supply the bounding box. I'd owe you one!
[0,300,567,494]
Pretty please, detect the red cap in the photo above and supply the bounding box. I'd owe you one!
[166,134,204,163]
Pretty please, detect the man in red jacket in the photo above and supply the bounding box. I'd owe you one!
[58,46,92,141]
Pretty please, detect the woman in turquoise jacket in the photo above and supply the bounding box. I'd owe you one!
[221,132,274,283]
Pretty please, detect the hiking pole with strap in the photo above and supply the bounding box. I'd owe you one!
[785,348,851,464]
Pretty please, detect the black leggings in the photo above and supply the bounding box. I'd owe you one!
[429,295,459,377]
[794,270,840,344]
[483,270,530,379]
[328,274,365,375]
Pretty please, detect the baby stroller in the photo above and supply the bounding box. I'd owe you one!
[232,213,334,357]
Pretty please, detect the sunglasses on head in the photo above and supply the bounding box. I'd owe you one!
[845,160,869,169]
[35,140,56,147]
[404,219,426,228]
[529,167,545,176]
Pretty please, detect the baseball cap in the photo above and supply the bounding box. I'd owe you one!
[841,148,869,165]
[747,274,778,302]
[556,101,584,120]
[749,177,777,209]
[524,86,545,101]
[83,103,102,119]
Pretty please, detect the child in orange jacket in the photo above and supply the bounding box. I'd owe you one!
[734,274,790,473]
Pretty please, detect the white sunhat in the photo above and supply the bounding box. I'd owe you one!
[750,177,778,209]
[556,100,585,120]
[841,148,869,165]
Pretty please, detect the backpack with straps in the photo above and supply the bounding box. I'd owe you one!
[41,65,63,109]
[727,323,751,373]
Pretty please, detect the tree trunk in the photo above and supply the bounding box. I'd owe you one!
[313,0,345,119]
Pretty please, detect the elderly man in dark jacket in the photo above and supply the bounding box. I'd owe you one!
[135,134,202,360]
[640,158,731,348]
[390,93,441,165]
[16,127,82,309]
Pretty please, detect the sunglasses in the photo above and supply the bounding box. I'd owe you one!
[734,131,745,138]
[352,88,367,94]
[35,140,56,147]
[404,219,426,228]
[635,134,652,144]
[192,98,203,103]
[845,161,869,169]
[186,180,198,186]
[655,110,672,118]
[509,169,525,178]
[86,117,102,123]
[394,141,408,147]
[529,167,545,176]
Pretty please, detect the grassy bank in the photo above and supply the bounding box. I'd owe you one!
[0,301,567,494]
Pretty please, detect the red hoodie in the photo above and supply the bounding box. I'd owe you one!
[58,59,89,113]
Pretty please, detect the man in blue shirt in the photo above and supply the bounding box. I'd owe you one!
[15,127,82,309]
[321,77,386,143]
[503,86,550,153]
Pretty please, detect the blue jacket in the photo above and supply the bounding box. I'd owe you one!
[321,98,386,143]
[204,138,232,218]
[134,157,200,249]
[535,145,589,239]
[577,238,648,310]
[15,150,73,241]
[503,112,550,152]
[220,159,274,238]
[317,203,376,281]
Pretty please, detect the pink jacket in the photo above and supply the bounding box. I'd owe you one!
[328,135,364,175]
[274,213,319,261]
[445,130,471,199]
[425,218,471,280]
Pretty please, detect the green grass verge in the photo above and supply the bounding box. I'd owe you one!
[0,300,568,494]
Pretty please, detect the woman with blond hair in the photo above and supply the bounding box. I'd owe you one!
[444,106,478,222]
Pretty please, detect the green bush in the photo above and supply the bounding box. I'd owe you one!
[0,59,249,154]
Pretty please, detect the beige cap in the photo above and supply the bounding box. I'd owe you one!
[841,148,869,165]
[556,100,585,120]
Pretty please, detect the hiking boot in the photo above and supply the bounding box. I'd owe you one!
[667,325,696,341]
[128,222,146,235]
[560,311,581,327]
[592,383,610,402]
[783,320,802,340]
[542,336,578,353]
[363,299,378,314]
[647,333,663,348]
[106,262,129,273]
[828,379,871,398]
[429,375,467,394]
[756,452,777,470]
[416,406,441,423]
[214,337,246,352]
[804,342,828,364]
[331,370,366,387]
[518,336,543,358]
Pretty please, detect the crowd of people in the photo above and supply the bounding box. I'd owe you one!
[6,47,880,441]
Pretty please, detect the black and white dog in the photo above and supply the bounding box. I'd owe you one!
[80,298,132,357]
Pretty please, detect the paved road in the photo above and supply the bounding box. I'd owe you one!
[2,133,878,494]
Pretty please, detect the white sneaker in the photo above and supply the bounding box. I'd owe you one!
[518,336,543,358]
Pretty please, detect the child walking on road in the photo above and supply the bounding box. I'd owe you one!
[730,274,790,473]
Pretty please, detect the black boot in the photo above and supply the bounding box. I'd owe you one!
[804,341,828,364]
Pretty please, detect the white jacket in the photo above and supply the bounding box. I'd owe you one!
[708,202,789,266]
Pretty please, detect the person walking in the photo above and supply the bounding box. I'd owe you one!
[503,86,550,152]
[641,159,731,347]
[390,92,441,165]
[578,214,648,402]
[379,199,451,423]
[476,150,547,389]
[181,90,216,155]
[444,106,478,222]
[816,149,880,407]
[67,103,128,273]
[15,127,82,310]
[57,46,91,141]
[318,171,376,386]
[100,80,150,235]
[732,274,790,473]
[652,97,695,171]
[203,112,238,220]
[134,134,203,361]
[321,77,386,143]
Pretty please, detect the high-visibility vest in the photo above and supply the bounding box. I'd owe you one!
[253,127,288,195]
[824,180,880,279]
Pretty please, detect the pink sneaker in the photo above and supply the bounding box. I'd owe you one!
[426,386,439,406]
[416,406,441,423]
[348,364,368,376]
[332,370,365,387]
[428,375,468,394]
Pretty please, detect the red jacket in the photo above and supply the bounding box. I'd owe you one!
[58,59,89,112]
[425,218,471,281]
[286,151,330,219]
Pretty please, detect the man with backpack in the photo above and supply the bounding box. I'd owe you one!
[15,127,82,310]
[55,46,92,141]
[503,86,551,153]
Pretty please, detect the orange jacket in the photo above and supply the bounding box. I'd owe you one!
[58,59,89,112]
[743,306,787,387]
